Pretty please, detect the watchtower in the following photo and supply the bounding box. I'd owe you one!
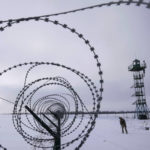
[128,59,149,119]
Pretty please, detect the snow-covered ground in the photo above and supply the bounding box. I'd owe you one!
[84,114,150,150]
[0,114,150,150]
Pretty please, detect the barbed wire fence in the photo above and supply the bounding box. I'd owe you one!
[0,0,149,149]
[0,17,103,150]
[0,0,150,30]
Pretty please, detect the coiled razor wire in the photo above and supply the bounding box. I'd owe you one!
[0,0,149,149]
[0,0,150,30]
[0,17,103,149]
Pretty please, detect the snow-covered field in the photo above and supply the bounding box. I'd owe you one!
[0,114,150,150]
[86,114,150,150]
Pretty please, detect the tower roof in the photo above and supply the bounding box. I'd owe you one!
[128,59,146,72]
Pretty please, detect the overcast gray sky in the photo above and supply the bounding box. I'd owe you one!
[0,0,150,113]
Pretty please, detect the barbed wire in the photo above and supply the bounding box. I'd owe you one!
[0,97,14,105]
[0,16,103,149]
[0,0,150,30]
[0,0,149,149]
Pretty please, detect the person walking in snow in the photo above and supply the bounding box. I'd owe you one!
[119,117,128,134]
